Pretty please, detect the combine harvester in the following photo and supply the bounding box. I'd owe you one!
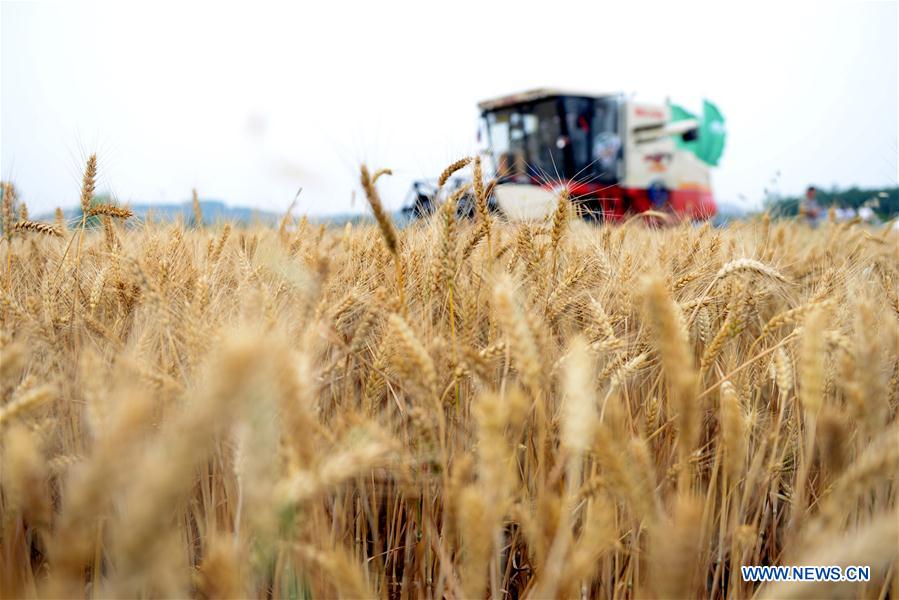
[404,88,726,222]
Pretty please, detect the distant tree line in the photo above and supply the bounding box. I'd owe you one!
[766,185,899,219]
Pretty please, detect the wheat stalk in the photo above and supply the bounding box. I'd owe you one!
[0,176,896,599]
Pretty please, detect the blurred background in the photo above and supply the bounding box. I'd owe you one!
[1,1,897,219]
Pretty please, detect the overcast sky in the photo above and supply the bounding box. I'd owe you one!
[2,1,897,216]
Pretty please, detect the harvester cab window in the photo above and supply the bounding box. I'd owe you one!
[562,96,621,183]
[531,103,561,180]
[509,112,534,179]
[486,113,515,179]
[563,97,593,171]
[489,116,510,156]
[485,100,564,183]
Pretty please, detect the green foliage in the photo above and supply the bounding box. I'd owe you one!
[766,186,899,219]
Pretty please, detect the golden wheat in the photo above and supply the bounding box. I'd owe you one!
[0,168,896,599]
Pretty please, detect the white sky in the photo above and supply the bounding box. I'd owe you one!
[2,1,897,216]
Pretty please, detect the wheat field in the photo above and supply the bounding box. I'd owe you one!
[0,158,897,599]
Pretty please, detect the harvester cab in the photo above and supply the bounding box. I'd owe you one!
[405,88,723,222]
